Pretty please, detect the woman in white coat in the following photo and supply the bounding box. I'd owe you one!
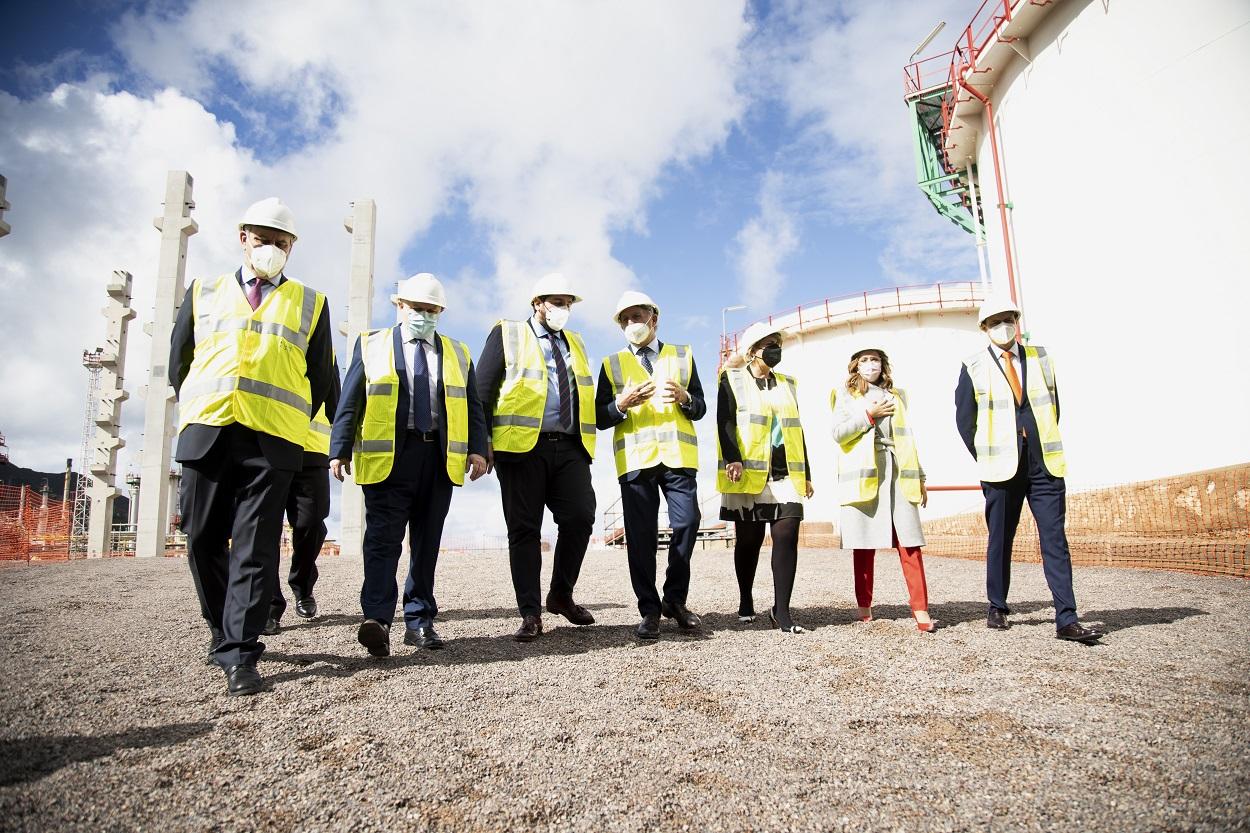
[831,347,935,632]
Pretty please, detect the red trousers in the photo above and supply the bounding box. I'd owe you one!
[852,529,929,613]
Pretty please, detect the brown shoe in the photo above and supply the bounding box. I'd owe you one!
[545,594,595,626]
[514,614,543,642]
[1056,622,1105,643]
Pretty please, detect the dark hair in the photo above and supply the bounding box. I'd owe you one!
[844,350,893,395]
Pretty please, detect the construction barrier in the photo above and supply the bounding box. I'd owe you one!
[0,483,73,561]
[921,464,1249,578]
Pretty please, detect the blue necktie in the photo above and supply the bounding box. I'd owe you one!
[546,333,572,430]
[411,340,432,433]
[637,346,654,374]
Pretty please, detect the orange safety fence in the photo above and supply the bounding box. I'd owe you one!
[0,483,73,561]
[920,464,1249,578]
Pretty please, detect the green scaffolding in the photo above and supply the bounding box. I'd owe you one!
[908,87,975,234]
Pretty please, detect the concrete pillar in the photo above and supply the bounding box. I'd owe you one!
[87,271,135,557]
[338,199,376,560]
[0,174,10,238]
[136,172,197,557]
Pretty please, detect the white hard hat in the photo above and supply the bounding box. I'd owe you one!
[392,273,448,309]
[530,272,583,304]
[850,346,887,361]
[978,294,1020,325]
[613,290,659,323]
[239,197,297,240]
[738,321,784,357]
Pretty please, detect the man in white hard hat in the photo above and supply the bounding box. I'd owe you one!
[595,290,707,640]
[955,295,1105,643]
[329,273,488,657]
[169,197,336,695]
[476,273,598,642]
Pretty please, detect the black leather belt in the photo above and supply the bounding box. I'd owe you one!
[538,432,576,442]
[406,429,438,442]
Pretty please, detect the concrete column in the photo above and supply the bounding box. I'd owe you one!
[136,172,197,557]
[0,174,10,238]
[87,272,135,557]
[338,199,376,560]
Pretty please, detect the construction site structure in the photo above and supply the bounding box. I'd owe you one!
[338,199,377,560]
[136,172,197,557]
[85,272,135,557]
[901,0,1250,486]
[0,174,10,238]
[70,349,105,551]
[0,432,8,464]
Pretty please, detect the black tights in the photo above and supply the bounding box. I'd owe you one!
[733,517,800,629]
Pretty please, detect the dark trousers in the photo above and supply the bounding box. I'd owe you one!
[270,463,330,618]
[621,466,700,616]
[495,434,595,617]
[982,437,1078,627]
[180,424,294,669]
[361,431,454,628]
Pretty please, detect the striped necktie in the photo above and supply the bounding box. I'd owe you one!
[547,333,572,429]
[637,346,654,374]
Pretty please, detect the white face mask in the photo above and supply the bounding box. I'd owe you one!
[624,320,653,346]
[987,321,1017,347]
[542,304,570,332]
[857,359,882,383]
[405,309,438,341]
[248,244,287,279]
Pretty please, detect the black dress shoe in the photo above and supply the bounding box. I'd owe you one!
[205,633,223,665]
[403,625,445,650]
[357,619,391,657]
[1056,622,1105,643]
[661,601,702,630]
[226,664,262,696]
[546,594,595,626]
[294,596,318,619]
[514,615,543,642]
[636,614,661,640]
[263,616,281,636]
[987,608,1010,630]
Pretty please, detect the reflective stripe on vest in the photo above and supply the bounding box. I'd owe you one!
[492,320,596,459]
[303,405,332,455]
[352,329,475,486]
[835,388,923,506]
[603,344,699,477]
[963,345,1065,482]
[716,369,807,495]
[178,273,325,444]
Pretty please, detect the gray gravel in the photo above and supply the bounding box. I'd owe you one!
[1,548,1247,832]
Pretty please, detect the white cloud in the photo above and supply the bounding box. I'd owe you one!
[732,170,799,308]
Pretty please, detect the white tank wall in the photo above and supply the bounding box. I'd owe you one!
[770,309,987,524]
[975,0,1250,485]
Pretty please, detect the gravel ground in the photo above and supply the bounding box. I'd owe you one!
[1,548,1247,833]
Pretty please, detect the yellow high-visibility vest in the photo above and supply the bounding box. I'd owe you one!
[963,345,1066,482]
[178,273,326,444]
[302,405,332,455]
[602,343,699,477]
[836,388,923,506]
[491,320,596,459]
[716,368,807,495]
[351,328,475,486]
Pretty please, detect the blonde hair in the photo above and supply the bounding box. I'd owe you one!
[845,350,893,396]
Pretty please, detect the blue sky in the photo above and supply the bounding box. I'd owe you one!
[0,0,981,534]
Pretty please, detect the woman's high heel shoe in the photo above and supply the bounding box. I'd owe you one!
[914,611,938,633]
[857,606,873,623]
[769,607,808,634]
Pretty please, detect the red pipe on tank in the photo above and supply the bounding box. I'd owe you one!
[957,76,1018,306]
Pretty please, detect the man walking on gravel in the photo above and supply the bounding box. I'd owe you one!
[476,274,599,642]
[955,295,1104,643]
[170,198,336,696]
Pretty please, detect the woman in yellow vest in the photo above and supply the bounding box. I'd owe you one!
[832,347,934,632]
[717,322,813,633]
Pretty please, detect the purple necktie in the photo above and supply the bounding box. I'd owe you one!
[547,333,572,430]
[246,277,266,311]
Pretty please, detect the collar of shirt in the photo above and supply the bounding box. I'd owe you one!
[529,314,564,342]
[239,264,285,286]
[629,339,660,356]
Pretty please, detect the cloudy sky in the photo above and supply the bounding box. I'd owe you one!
[0,0,980,541]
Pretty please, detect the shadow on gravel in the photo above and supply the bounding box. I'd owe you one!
[435,602,630,622]
[260,623,714,686]
[0,721,214,786]
[1080,606,1207,632]
[273,613,360,631]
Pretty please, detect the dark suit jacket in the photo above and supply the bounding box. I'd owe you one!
[169,270,335,472]
[330,325,488,470]
[475,321,591,463]
[593,340,707,482]
[955,344,1061,471]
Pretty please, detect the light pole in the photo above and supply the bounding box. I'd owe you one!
[908,21,945,63]
[721,304,746,355]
